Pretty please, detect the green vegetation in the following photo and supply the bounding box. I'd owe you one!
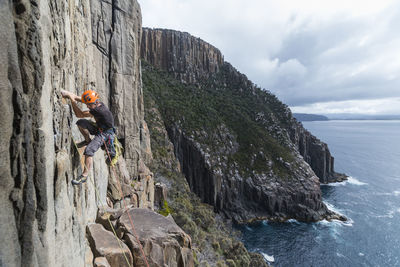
[142,61,296,178]
[158,200,172,216]
[143,91,268,266]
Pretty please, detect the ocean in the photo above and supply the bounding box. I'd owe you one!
[237,120,400,267]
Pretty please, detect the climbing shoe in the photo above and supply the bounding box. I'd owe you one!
[76,140,90,148]
[72,174,88,185]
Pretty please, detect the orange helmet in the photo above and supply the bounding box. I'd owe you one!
[81,90,99,104]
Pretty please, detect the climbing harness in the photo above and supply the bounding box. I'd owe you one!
[100,128,122,167]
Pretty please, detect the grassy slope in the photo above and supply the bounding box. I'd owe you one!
[142,61,297,178]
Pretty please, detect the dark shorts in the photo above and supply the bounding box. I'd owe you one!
[76,119,115,157]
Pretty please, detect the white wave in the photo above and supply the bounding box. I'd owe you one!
[359,253,365,257]
[316,217,353,227]
[374,190,400,196]
[347,176,368,185]
[325,176,367,186]
[374,208,400,218]
[286,219,300,224]
[244,226,253,231]
[324,201,345,216]
[322,201,353,226]
[261,252,275,263]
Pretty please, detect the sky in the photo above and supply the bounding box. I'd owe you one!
[140,0,400,115]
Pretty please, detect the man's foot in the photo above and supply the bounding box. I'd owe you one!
[72,174,88,185]
[76,140,90,148]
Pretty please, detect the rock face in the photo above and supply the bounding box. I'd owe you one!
[95,207,195,267]
[117,208,194,267]
[87,223,133,267]
[91,0,152,175]
[141,29,347,223]
[289,122,347,183]
[141,28,224,84]
[166,124,343,223]
[0,0,153,266]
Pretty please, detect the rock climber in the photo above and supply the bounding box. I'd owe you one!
[61,89,116,185]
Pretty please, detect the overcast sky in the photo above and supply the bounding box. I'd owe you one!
[140,0,400,115]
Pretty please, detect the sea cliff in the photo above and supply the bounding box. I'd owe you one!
[141,28,347,223]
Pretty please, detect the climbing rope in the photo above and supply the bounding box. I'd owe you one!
[71,138,132,267]
[100,130,150,267]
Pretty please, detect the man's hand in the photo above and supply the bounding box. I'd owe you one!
[61,90,72,100]
[61,90,81,102]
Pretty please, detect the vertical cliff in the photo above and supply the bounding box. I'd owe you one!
[288,121,346,183]
[0,0,154,266]
[141,28,224,84]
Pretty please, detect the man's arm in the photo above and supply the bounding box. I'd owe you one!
[61,90,82,103]
[71,100,92,118]
[61,90,92,118]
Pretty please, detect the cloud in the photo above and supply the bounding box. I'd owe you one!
[291,97,400,115]
[140,0,400,114]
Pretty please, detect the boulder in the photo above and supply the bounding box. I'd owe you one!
[87,223,133,267]
[117,208,194,267]
[94,257,111,267]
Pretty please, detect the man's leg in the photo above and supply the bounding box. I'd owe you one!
[82,155,93,177]
[78,125,91,143]
[76,119,98,143]
[81,134,103,176]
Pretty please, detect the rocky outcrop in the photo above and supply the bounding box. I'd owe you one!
[289,121,347,183]
[166,124,344,223]
[87,223,133,267]
[95,207,194,267]
[141,28,224,84]
[1,0,153,266]
[118,208,194,267]
[141,29,347,223]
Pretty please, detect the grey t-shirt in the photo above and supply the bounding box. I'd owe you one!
[89,102,114,130]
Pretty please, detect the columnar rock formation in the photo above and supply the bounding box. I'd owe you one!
[0,0,155,266]
[289,122,343,183]
[141,28,224,84]
[141,29,347,223]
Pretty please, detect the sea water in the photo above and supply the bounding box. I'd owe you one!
[237,120,400,267]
